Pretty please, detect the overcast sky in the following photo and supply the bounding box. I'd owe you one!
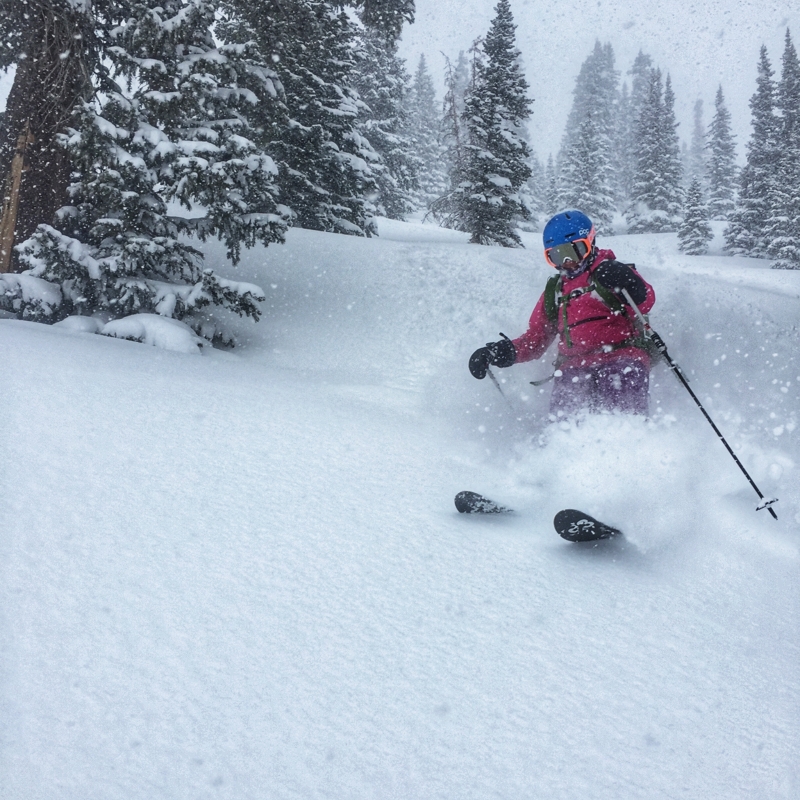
[399,0,800,163]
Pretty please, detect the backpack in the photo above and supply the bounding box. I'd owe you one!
[542,262,662,361]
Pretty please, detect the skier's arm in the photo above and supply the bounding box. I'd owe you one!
[593,261,655,313]
[636,267,656,314]
[511,293,558,363]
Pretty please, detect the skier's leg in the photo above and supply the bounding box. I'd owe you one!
[550,365,594,417]
[592,356,650,414]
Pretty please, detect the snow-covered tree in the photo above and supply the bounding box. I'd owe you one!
[725,46,779,256]
[116,0,288,262]
[614,81,631,203]
[560,112,616,233]
[440,51,470,160]
[222,0,378,236]
[678,177,713,255]
[408,54,447,210]
[626,69,683,233]
[431,51,470,225]
[686,99,707,190]
[542,153,560,218]
[12,0,286,342]
[353,28,420,220]
[661,76,685,214]
[558,41,618,232]
[521,152,545,229]
[768,29,800,269]
[353,0,415,43]
[0,0,130,261]
[615,51,653,205]
[447,0,533,246]
[705,86,737,220]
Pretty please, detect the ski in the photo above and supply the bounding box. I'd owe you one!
[454,491,512,514]
[455,495,622,542]
[553,509,622,542]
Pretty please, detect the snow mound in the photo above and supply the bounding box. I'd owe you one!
[53,315,104,333]
[0,272,62,315]
[100,314,205,354]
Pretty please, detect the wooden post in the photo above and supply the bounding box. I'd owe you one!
[0,121,36,273]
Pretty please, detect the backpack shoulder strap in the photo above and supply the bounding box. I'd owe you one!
[590,279,624,314]
[543,274,561,325]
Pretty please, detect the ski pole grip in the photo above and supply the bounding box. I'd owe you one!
[620,288,668,354]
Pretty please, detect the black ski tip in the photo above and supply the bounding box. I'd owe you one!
[455,491,511,514]
[554,509,622,542]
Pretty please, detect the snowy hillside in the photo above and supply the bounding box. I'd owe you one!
[2,222,798,799]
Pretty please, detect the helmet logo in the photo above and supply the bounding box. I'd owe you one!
[578,228,590,236]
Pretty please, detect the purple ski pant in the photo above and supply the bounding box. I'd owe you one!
[550,356,650,416]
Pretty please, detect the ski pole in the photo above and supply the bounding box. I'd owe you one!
[620,288,778,520]
[486,366,515,411]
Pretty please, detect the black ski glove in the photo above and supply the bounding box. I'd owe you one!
[469,334,516,380]
[593,260,648,306]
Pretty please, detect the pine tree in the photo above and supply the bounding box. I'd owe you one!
[543,153,560,217]
[705,86,737,220]
[687,99,707,189]
[725,46,779,256]
[222,0,379,236]
[430,51,470,227]
[627,52,654,126]
[616,51,653,205]
[440,51,470,163]
[13,0,285,342]
[456,0,533,246]
[408,54,447,209]
[508,35,540,227]
[680,140,690,188]
[0,1,132,263]
[557,41,618,232]
[768,29,800,269]
[353,28,420,220]
[678,177,713,254]
[614,80,632,202]
[661,76,685,215]
[626,67,664,231]
[560,111,616,232]
[353,0,414,43]
[521,153,545,229]
[626,69,683,232]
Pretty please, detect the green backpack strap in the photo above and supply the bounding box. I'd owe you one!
[544,269,624,324]
[589,276,625,315]
[543,274,560,325]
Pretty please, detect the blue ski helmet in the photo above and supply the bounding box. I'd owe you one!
[542,210,596,268]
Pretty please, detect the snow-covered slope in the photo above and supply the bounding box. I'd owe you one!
[2,221,798,799]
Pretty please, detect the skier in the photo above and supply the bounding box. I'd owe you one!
[469,210,656,416]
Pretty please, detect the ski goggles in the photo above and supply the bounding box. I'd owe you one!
[544,237,593,268]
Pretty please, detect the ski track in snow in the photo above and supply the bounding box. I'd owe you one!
[1,221,799,799]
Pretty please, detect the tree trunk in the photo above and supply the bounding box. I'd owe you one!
[0,1,91,271]
[0,122,35,272]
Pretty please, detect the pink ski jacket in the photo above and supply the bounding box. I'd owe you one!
[512,248,655,372]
